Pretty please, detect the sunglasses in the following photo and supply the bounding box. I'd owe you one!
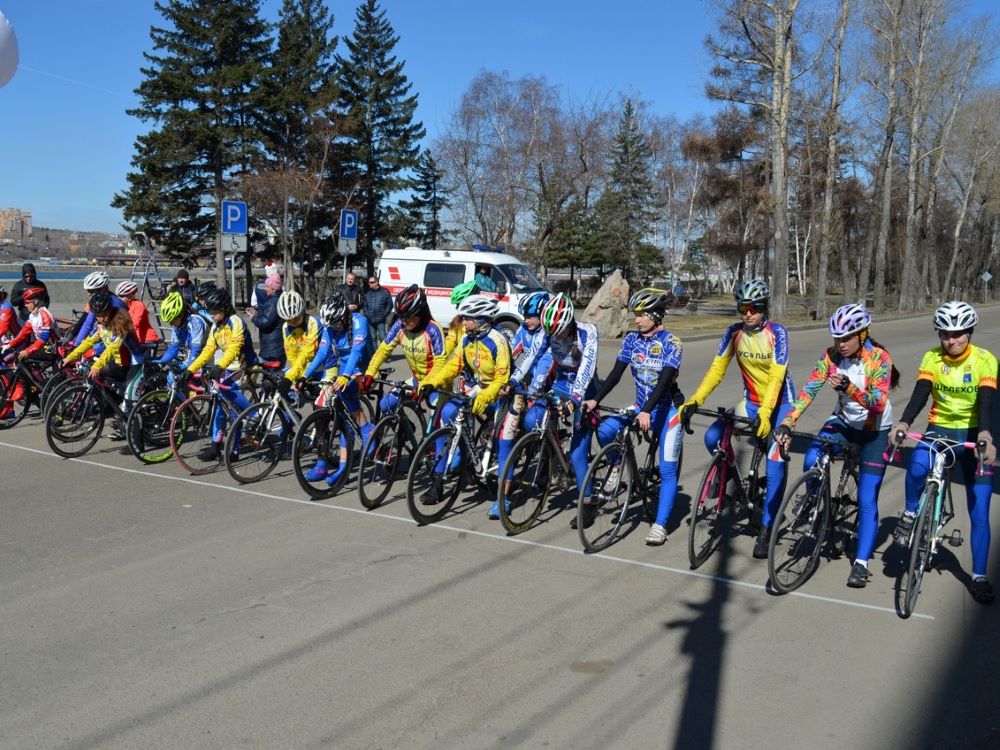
[738,303,764,315]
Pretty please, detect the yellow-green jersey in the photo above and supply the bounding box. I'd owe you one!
[282,314,321,381]
[916,344,998,428]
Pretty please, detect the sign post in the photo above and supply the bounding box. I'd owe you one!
[981,270,992,304]
[338,209,359,283]
[220,200,249,307]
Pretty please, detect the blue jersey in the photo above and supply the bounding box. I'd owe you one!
[513,321,599,403]
[511,324,553,391]
[617,329,683,409]
[305,312,370,378]
[158,314,208,370]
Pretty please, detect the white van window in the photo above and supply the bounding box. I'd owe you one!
[424,263,466,288]
[497,264,545,293]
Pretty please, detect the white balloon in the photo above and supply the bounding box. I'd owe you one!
[0,10,19,89]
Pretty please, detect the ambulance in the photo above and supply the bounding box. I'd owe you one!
[377,247,547,340]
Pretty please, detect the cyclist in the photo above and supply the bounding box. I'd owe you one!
[360,284,448,413]
[61,291,146,440]
[153,291,208,383]
[192,281,217,323]
[274,290,320,399]
[680,279,795,559]
[181,287,257,462]
[773,303,899,588]
[1,286,59,420]
[890,301,997,605]
[299,292,372,484]
[71,271,124,348]
[115,281,161,345]
[495,290,554,516]
[0,284,18,344]
[509,293,600,528]
[416,295,512,507]
[583,288,684,544]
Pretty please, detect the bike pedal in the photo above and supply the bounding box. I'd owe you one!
[948,530,963,548]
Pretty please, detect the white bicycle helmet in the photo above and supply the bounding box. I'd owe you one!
[84,271,110,292]
[277,290,305,321]
[828,303,871,337]
[933,301,978,332]
[457,295,499,321]
[115,280,138,298]
[734,279,770,306]
[540,293,575,336]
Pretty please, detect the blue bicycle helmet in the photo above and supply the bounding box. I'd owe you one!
[518,290,551,318]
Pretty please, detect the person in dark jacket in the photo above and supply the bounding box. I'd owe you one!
[11,263,50,321]
[168,269,196,305]
[339,272,365,313]
[364,276,393,343]
[248,274,285,365]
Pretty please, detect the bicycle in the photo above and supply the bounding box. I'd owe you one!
[496,391,578,534]
[888,431,981,619]
[576,405,660,552]
[767,431,860,593]
[0,352,59,429]
[168,374,247,475]
[291,380,372,500]
[224,382,311,484]
[404,390,504,525]
[45,373,127,458]
[356,373,431,510]
[684,407,767,569]
[123,364,195,464]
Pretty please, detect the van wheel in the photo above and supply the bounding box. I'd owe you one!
[496,319,519,345]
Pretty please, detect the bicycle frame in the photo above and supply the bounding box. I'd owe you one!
[698,407,767,516]
[526,392,574,479]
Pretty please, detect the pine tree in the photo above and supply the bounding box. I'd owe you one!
[335,0,425,274]
[398,150,450,248]
[251,0,339,290]
[597,99,659,281]
[112,0,270,273]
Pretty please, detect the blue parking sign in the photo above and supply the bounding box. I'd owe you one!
[221,200,248,235]
[339,209,358,240]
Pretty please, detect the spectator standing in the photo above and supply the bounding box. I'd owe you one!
[11,263,50,321]
[364,276,393,343]
[248,273,285,365]
[251,262,283,307]
[168,269,195,305]
[339,272,365,313]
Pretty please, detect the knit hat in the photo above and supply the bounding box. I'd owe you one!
[264,274,282,291]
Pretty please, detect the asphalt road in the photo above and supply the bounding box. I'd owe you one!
[3,306,1000,749]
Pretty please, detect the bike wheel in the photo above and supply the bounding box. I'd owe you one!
[292,408,353,500]
[0,370,32,429]
[768,470,830,594]
[578,442,636,553]
[901,488,936,619]
[405,425,467,524]
[125,389,178,464]
[829,469,860,558]
[358,414,406,509]
[45,384,105,458]
[688,452,729,569]
[38,369,70,416]
[170,394,221,475]
[636,440,660,524]
[225,402,289,484]
[498,432,551,534]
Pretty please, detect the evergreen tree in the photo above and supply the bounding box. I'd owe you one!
[113,0,271,273]
[335,0,425,274]
[596,99,659,281]
[397,150,450,248]
[252,0,339,289]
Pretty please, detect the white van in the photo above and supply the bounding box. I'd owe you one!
[377,247,547,340]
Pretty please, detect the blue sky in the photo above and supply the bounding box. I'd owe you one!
[0,1,996,233]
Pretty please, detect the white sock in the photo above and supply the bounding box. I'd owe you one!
[973,574,987,582]
[854,559,868,570]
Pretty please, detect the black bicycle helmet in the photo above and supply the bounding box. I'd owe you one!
[202,287,232,313]
[394,284,429,319]
[89,291,116,314]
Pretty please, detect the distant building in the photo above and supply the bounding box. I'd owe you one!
[0,208,32,240]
